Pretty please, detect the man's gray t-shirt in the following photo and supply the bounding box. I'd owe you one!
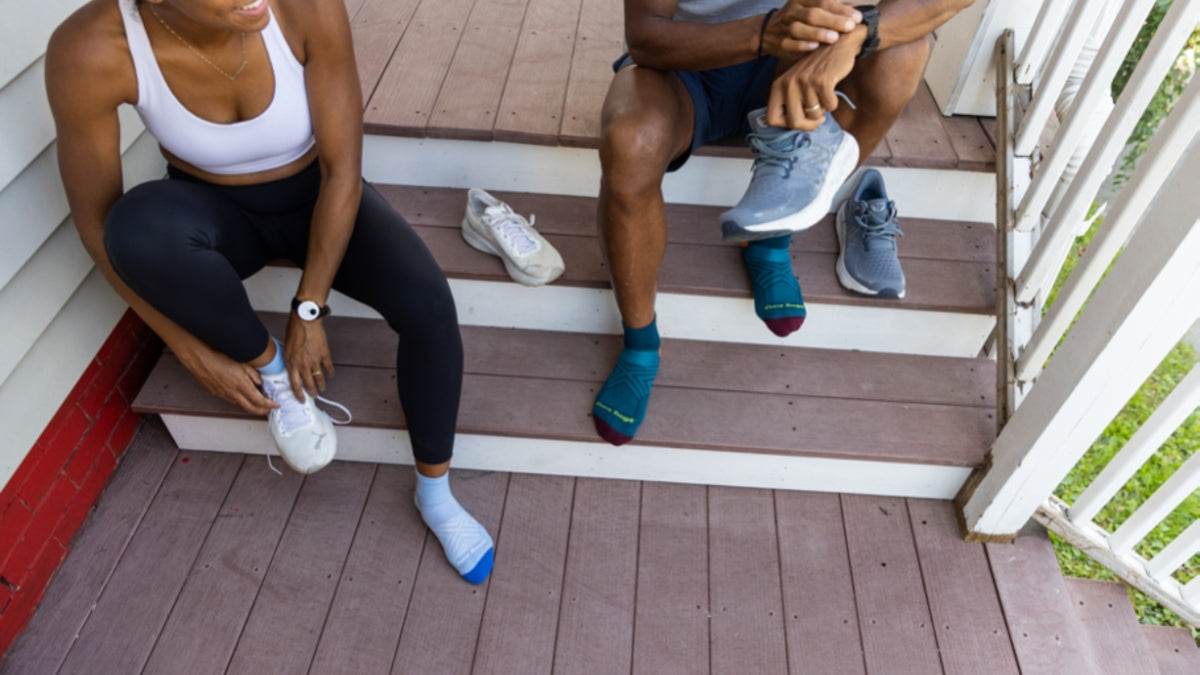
[674,0,779,24]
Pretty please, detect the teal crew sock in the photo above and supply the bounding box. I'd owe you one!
[414,471,495,584]
[256,338,286,375]
[743,235,806,337]
[593,318,660,446]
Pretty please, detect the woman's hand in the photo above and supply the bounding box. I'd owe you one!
[762,0,862,57]
[177,342,276,416]
[284,314,336,400]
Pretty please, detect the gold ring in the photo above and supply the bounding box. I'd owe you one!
[804,103,822,113]
[311,371,321,377]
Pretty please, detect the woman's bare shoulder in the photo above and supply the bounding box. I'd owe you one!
[46,0,137,103]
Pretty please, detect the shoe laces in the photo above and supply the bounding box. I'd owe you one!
[261,376,353,475]
[747,92,856,181]
[483,205,540,255]
[854,201,904,251]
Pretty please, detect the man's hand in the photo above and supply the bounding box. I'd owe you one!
[761,0,862,57]
[767,24,865,130]
[177,342,276,416]
[284,314,336,400]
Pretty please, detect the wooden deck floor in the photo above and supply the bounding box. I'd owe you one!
[349,0,996,171]
[2,419,1029,674]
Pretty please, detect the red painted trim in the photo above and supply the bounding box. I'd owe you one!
[0,310,162,656]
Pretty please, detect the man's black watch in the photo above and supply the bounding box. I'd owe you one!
[292,297,331,322]
[855,5,881,59]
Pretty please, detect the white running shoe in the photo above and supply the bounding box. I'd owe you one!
[260,370,339,474]
[462,188,565,286]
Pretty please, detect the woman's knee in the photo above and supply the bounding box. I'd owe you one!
[103,180,179,278]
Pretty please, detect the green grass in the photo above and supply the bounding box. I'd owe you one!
[1043,221,1200,641]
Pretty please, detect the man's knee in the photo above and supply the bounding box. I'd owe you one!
[599,106,679,181]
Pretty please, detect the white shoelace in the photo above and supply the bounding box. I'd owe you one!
[483,205,540,255]
[261,378,353,475]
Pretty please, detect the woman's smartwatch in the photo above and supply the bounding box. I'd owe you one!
[855,5,881,59]
[292,297,331,321]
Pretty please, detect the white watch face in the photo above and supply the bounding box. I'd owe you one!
[297,300,322,321]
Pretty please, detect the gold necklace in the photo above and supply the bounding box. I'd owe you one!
[148,6,247,81]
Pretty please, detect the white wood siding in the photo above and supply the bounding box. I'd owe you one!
[0,0,164,486]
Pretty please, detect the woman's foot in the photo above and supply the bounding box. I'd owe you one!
[414,471,495,584]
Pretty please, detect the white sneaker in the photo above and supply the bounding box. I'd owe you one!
[260,370,338,474]
[462,188,564,286]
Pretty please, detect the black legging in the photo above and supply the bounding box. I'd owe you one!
[104,160,463,465]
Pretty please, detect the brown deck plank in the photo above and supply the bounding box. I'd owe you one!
[425,0,528,141]
[390,469,508,674]
[884,81,959,169]
[492,0,584,144]
[351,0,422,104]
[379,184,996,260]
[344,0,369,21]
[942,114,997,171]
[632,482,709,674]
[708,486,788,672]
[559,0,624,145]
[985,523,1100,674]
[225,463,376,673]
[472,474,574,674]
[775,491,866,674]
[142,460,305,675]
[0,422,175,675]
[139,356,992,467]
[1141,624,1200,675]
[553,477,640,674]
[907,499,1019,675]
[408,223,995,313]
[308,466,425,674]
[1065,578,1157,675]
[56,451,243,675]
[255,314,994,410]
[363,0,477,135]
[842,495,942,674]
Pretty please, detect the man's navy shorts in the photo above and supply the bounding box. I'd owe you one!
[613,52,779,172]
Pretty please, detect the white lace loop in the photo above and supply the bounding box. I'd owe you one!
[483,205,540,255]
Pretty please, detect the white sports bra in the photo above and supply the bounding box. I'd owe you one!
[119,0,316,175]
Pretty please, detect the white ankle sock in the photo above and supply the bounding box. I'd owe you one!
[414,471,494,583]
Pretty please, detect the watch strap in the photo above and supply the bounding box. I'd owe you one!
[292,297,331,321]
[855,5,881,59]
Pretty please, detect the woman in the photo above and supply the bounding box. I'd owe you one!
[46,0,494,583]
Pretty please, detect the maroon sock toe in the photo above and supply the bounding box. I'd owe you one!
[764,315,805,337]
[594,418,633,446]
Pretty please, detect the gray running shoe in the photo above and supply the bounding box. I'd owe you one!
[835,169,905,299]
[720,108,859,243]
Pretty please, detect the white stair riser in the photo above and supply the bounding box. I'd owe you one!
[364,135,996,223]
[161,415,973,499]
[244,270,994,358]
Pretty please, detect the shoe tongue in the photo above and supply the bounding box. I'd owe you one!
[863,199,891,223]
[484,205,510,219]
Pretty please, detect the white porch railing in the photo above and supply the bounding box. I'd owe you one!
[956,0,1200,627]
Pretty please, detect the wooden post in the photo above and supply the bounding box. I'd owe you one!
[960,143,1200,539]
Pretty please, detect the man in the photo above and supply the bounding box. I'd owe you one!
[591,0,975,445]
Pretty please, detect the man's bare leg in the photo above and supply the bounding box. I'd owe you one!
[833,37,932,165]
[592,65,694,445]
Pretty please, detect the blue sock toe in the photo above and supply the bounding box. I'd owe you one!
[461,547,494,584]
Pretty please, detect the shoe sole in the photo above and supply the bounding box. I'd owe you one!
[461,217,562,287]
[834,206,906,299]
[721,133,861,243]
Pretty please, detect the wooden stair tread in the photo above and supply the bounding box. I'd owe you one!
[376,185,996,314]
[1064,578,1159,675]
[1141,624,1200,675]
[134,321,993,468]
[353,0,996,171]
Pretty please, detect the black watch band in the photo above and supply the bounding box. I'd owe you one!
[855,5,881,59]
[292,297,331,321]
